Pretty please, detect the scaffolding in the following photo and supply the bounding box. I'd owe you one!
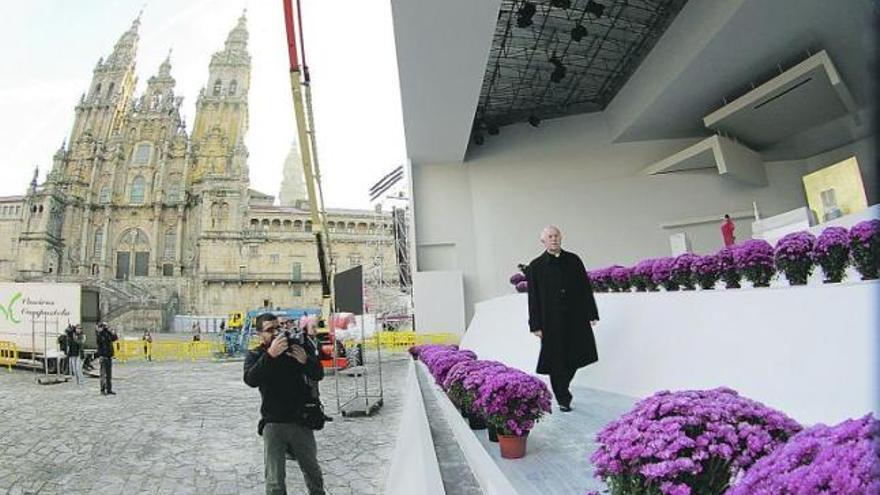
[363,200,412,323]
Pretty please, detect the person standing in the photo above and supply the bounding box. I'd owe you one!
[142,330,153,362]
[244,313,326,495]
[721,214,736,247]
[96,323,119,395]
[527,225,600,412]
[68,325,86,386]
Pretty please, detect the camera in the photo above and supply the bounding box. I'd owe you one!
[283,329,305,347]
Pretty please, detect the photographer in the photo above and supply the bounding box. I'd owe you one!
[67,325,86,386]
[96,323,118,395]
[244,313,326,495]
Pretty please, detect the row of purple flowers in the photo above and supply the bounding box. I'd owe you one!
[509,219,879,292]
[588,387,879,495]
[409,344,552,439]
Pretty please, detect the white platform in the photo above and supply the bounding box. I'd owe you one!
[461,283,880,426]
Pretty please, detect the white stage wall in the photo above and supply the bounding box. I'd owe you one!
[413,270,466,334]
[460,283,879,425]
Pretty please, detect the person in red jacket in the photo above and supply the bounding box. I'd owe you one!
[721,214,736,247]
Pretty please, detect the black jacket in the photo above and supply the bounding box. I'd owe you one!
[528,249,600,374]
[243,340,324,425]
[66,331,85,357]
[96,328,118,358]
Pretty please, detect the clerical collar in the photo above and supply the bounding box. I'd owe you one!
[546,249,562,258]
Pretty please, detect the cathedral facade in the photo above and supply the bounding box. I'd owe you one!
[0,14,399,332]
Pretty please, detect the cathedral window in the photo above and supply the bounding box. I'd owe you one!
[164,231,176,260]
[213,79,222,96]
[130,176,146,204]
[99,186,110,204]
[107,82,115,98]
[293,220,303,232]
[132,143,152,165]
[304,221,313,233]
[228,80,237,96]
[283,220,292,230]
[271,219,281,231]
[94,83,102,98]
[291,262,302,280]
[93,228,104,258]
[166,183,180,203]
[347,222,356,234]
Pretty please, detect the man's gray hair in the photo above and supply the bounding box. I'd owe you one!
[540,225,561,241]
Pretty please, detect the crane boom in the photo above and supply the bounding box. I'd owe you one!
[282,0,333,319]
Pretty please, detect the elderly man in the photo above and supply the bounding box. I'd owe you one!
[527,225,600,412]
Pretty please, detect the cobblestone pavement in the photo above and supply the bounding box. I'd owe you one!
[0,352,408,495]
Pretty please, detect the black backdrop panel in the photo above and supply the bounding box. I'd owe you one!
[334,265,364,315]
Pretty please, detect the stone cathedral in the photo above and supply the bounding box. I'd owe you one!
[0,14,398,332]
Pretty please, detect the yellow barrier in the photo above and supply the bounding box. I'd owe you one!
[362,332,459,352]
[0,341,18,371]
[113,339,226,363]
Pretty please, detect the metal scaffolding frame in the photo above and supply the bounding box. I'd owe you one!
[473,0,688,136]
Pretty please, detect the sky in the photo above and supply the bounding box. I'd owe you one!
[0,0,407,209]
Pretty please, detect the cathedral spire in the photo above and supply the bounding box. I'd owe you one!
[105,12,141,68]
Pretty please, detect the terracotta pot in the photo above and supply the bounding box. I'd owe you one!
[488,424,498,443]
[498,433,528,459]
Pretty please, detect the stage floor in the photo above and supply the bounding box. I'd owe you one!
[475,384,636,494]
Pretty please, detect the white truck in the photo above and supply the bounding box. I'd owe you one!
[0,283,82,362]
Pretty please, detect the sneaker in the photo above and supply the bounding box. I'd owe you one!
[559,404,572,412]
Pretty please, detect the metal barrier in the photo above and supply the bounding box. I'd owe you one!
[0,341,18,371]
[364,332,459,352]
[112,340,226,363]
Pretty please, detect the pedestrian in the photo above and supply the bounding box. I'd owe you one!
[96,323,119,395]
[244,313,326,495]
[527,225,600,412]
[68,325,86,386]
[142,330,153,362]
[721,214,736,247]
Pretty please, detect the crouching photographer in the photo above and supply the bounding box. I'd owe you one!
[244,313,327,495]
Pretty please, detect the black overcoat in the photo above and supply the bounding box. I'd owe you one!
[527,250,600,375]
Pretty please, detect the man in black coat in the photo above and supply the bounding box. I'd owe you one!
[244,312,326,495]
[527,225,600,412]
[95,323,118,395]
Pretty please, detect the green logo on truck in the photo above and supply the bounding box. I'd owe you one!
[0,292,21,323]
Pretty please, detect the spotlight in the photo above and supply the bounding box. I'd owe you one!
[550,0,571,8]
[516,2,536,28]
[528,115,541,127]
[549,56,566,83]
[585,0,605,18]
[473,132,485,145]
[571,24,587,41]
[487,124,500,136]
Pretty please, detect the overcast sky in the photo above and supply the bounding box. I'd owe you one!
[0,0,407,209]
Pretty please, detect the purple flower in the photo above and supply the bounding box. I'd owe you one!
[589,268,613,293]
[652,257,678,291]
[473,369,553,436]
[632,259,658,291]
[590,387,801,494]
[609,265,634,292]
[850,220,880,280]
[814,226,850,283]
[671,253,700,290]
[515,280,529,293]
[728,414,880,495]
[717,246,741,288]
[774,231,816,285]
[510,272,527,285]
[732,240,776,287]
[691,255,721,289]
[424,349,477,385]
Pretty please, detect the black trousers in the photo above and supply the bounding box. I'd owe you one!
[550,367,577,407]
[99,357,113,393]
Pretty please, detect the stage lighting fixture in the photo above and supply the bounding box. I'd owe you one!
[473,132,485,145]
[516,2,536,28]
[549,57,566,83]
[487,124,500,135]
[571,24,587,41]
[528,115,541,127]
[585,0,605,18]
[550,0,571,9]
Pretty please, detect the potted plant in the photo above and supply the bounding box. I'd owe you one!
[671,253,699,290]
[813,226,850,283]
[632,259,657,292]
[651,257,678,291]
[774,231,816,286]
[691,254,721,289]
[733,239,776,287]
[444,360,508,431]
[591,387,802,495]
[474,370,553,458]
[609,265,633,292]
[850,219,880,280]
[589,268,612,293]
[718,245,741,289]
[460,363,510,440]
[727,414,879,494]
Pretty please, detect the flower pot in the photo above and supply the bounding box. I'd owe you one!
[468,414,487,430]
[498,433,528,459]
[488,424,498,443]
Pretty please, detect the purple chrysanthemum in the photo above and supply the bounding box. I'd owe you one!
[814,226,850,283]
[774,231,816,285]
[732,240,776,287]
